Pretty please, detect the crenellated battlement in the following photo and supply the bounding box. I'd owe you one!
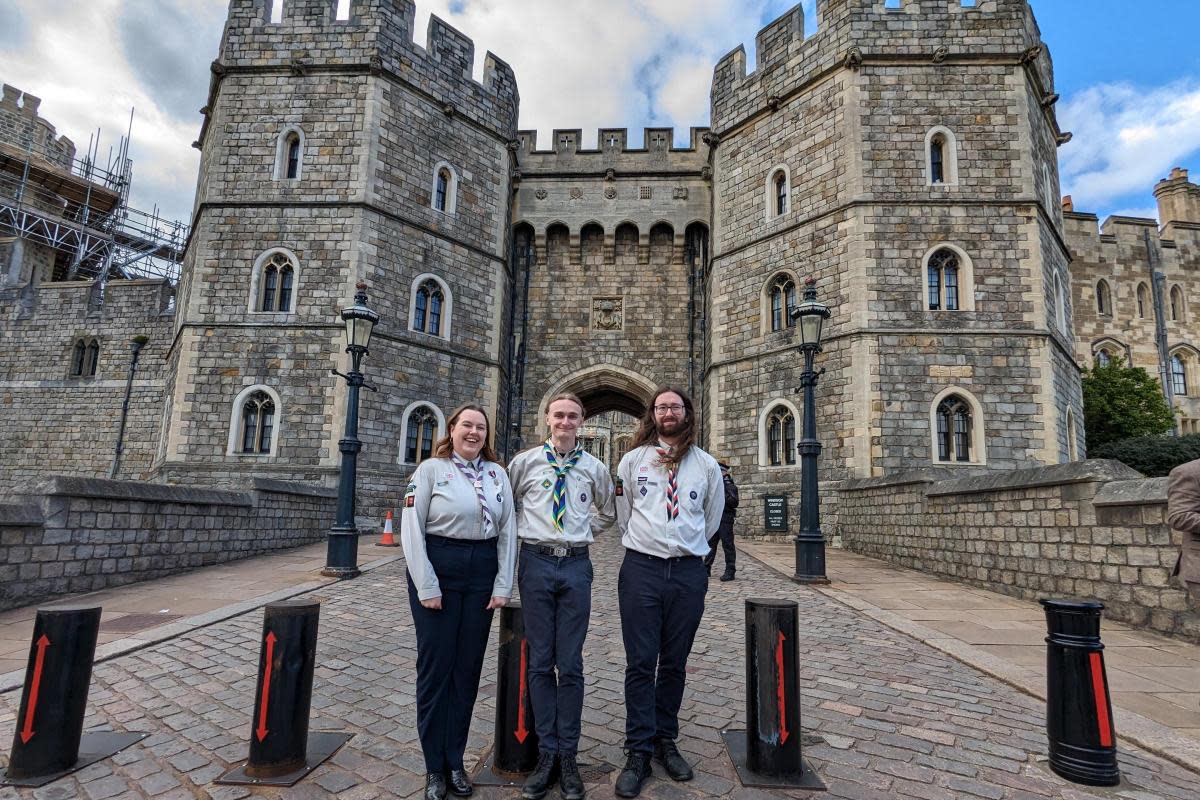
[710,0,1046,133]
[0,83,75,168]
[515,127,711,173]
[218,0,518,135]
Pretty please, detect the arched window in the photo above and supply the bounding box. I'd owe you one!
[85,339,100,377]
[240,391,275,454]
[765,165,791,221]
[274,127,304,181]
[1096,280,1112,316]
[925,127,958,186]
[409,274,452,339]
[1096,348,1113,367]
[70,339,86,376]
[927,248,960,311]
[768,273,797,332]
[405,405,439,465]
[766,405,797,466]
[1137,283,1149,319]
[256,250,297,312]
[1171,285,1186,322]
[935,395,973,463]
[431,162,459,215]
[1173,354,1189,397]
[1054,273,1068,333]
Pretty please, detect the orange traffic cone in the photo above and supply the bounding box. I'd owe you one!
[376,509,399,547]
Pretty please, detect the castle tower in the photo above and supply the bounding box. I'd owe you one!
[706,0,1080,515]
[157,0,519,512]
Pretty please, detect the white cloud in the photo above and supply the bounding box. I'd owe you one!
[1058,80,1200,213]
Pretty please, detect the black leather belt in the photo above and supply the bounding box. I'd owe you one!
[522,542,589,558]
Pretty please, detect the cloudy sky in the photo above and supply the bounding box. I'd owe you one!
[1,0,1198,226]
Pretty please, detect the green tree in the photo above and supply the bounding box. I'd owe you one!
[1082,358,1175,449]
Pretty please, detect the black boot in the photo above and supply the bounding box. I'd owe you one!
[653,739,694,781]
[720,568,735,582]
[614,751,651,798]
[559,753,585,800]
[447,769,473,797]
[425,773,448,800]
[521,752,558,800]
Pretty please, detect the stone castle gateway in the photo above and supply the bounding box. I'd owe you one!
[2,0,1088,534]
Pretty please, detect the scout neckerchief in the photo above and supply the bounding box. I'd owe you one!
[451,453,494,533]
[544,440,584,533]
[656,444,679,522]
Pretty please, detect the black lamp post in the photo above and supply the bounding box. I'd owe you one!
[789,277,831,585]
[322,282,380,579]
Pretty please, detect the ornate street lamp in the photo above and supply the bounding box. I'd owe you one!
[322,282,380,579]
[789,277,831,585]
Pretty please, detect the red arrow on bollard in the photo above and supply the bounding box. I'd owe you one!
[19,634,50,744]
[256,631,277,742]
[775,631,789,745]
[515,638,530,744]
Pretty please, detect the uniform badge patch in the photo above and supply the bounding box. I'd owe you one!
[495,493,503,503]
[580,492,587,503]
[690,490,698,500]
[615,479,624,497]
[405,495,415,508]
[406,483,417,494]
[637,476,647,483]
[541,478,552,489]
[488,470,496,478]
[639,486,648,497]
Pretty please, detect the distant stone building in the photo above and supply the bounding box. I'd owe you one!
[3,0,1106,535]
[1064,168,1200,435]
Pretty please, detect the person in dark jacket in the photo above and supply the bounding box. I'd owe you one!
[704,460,739,581]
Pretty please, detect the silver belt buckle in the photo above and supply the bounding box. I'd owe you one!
[551,545,568,558]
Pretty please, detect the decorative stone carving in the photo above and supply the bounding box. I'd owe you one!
[604,168,616,182]
[701,165,712,181]
[1021,45,1043,64]
[702,131,720,147]
[592,297,623,331]
[569,187,584,200]
[932,47,949,64]
[535,188,548,200]
[1056,131,1073,145]
[604,187,616,199]
[442,102,455,117]
[767,95,782,112]
[673,187,688,200]
[844,47,863,71]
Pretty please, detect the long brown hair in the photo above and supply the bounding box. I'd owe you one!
[630,385,696,468]
[433,403,501,464]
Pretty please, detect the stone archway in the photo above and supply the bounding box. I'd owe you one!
[537,364,656,420]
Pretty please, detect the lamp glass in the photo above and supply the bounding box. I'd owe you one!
[343,309,376,349]
[798,304,825,347]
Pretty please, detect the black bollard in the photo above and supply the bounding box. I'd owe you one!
[216,600,351,787]
[1041,599,1120,787]
[475,601,538,784]
[3,607,146,788]
[720,599,823,790]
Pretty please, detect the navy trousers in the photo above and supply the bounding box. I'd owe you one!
[618,549,707,754]
[518,546,593,756]
[408,536,498,773]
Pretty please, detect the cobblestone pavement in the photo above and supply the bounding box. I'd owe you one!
[3,535,1200,799]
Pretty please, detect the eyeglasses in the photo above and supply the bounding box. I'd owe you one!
[653,404,685,414]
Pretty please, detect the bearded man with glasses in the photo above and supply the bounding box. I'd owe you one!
[611,386,724,798]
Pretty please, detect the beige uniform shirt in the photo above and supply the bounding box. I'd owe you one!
[400,456,517,601]
[509,443,617,545]
[616,443,724,558]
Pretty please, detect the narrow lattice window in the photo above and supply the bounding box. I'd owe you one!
[71,340,86,376]
[1137,283,1148,319]
[930,136,945,184]
[241,391,275,454]
[1171,286,1185,321]
[258,251,296,312]
[413,278,446,335]
[434,169,450,212]
[936,395,973,462]
[1096,349,1112,367]
[85,340,100,377]
[769,274,797,331]
[1096,280,1112,316]
[766,406,796,466]
[927,249,960,310]
[285,134,300,180]
[1173,355,1189,397]
[774,172,788,216]
[405,406,438,464]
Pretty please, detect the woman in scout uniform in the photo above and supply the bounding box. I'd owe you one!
[400,403,516,800]
[507,393,616,800]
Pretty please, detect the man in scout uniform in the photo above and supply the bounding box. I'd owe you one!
[508,393,616,800]
[612,386,724,798]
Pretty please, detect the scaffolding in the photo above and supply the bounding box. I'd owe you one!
[0,120,187,284]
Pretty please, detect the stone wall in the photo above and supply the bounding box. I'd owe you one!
[0,475,337,611]
[0,83,75,169]
[839,459,1200,641]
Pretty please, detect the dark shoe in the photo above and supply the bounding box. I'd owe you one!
[614,751,652,798]
[559,753,585,800]
[425,773,448,800]
[521,753,559,800]
[720,569,735,582]
[654,739,694,781]
[447,769,473,797]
